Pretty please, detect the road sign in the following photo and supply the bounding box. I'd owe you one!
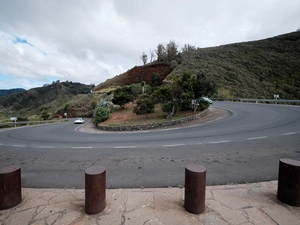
[10,117,17,121]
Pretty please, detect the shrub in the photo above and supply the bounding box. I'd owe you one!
[112,86,134,109]
[133,94,155,115]
[161,101,179,118]
[197,101,210,111]
[41,111,49,120]
[90,100,97,109]
[94,107,110,124]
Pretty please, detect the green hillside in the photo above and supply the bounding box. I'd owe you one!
[168,32,300,99]
[0,88,26,97]
[0,81,96,120]
[96,32,300,100]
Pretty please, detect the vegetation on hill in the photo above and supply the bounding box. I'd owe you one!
[96,32,300,100]
[168,32,300,99]
[0,88,26,97]
[0,81,96,120]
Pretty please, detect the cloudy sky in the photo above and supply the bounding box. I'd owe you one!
[0,0,299,90]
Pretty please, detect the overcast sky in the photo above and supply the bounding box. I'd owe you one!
[0,0,299,90]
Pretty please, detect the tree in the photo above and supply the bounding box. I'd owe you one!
[112,86,134,109]
[140,52,147,65]
[181,44,196,53]
[151,71,215,115]
[156,43,167,62]
[151,86,172,104]
[151,83,180,118]
[155,41,179,63]
[190,72,217,111]
[133,94,155,115]
[166,40,179,62]
[192,72,217,99]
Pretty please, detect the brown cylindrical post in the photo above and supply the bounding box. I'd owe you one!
[184,163,206,214]
[277,158,300,206]
[0,165,22,210]
[85,165,106,214]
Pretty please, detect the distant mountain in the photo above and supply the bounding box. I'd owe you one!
[0,88,26,97]
[0,81,96,119]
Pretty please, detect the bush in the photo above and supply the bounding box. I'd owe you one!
[162,101,179,117]
[112,87,134,108]
[94,107,110,124]
[41,111,49,120]
[90,101,97,109]
[133,95,155,115]
[197,101,210,110]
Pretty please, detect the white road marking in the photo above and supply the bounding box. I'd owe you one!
[37,146,54,148]
[247,136,267,140]
[281,132,297,136]
[209,140,230,144]
[114,146,137,149]
[12,145,25,147]
[72,147,93,149]
[162,144,185,147]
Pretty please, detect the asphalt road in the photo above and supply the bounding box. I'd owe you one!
[0,102,300,189]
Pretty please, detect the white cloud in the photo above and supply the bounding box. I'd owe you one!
[0,0,299,89]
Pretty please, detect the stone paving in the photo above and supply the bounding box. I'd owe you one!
[1,181,299,225]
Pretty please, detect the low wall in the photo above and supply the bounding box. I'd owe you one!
[96,110,208,131]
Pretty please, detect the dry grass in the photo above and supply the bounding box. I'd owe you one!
[100,102,197,126]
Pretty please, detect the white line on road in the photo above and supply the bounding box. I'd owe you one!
[37,146,54,148]
[281,132,298,136]
[72,147,93,149]
[247,136,267,140]
[12,145,25,147]
[114,146,137,149]
[209,140,230,144]
[162,144,185,147]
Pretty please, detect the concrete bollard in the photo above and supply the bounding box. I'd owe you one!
[184,163,206,214]
[277,158,300,206]
[0,165,22,210]
[85,165,106,214]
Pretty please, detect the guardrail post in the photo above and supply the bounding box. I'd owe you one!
[184,163,206,214]
[85,165,106,214]
[0,165,22,210]
[277,158,300,206]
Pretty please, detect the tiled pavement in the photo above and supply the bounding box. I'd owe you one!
[1,181,299,225]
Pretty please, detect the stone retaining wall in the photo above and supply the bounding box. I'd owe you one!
[96,110,208,131]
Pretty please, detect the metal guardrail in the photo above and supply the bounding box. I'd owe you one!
[210,98,300,103]
[0,119,68,128]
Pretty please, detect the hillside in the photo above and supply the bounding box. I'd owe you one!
[94,63,172,92]
[168,31,300,99]
[96,31,300,99]
[0,88,26,97]
[0,81,96,120]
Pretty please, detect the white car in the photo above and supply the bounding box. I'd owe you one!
[74,118,84,124]
[199,97,213,104]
